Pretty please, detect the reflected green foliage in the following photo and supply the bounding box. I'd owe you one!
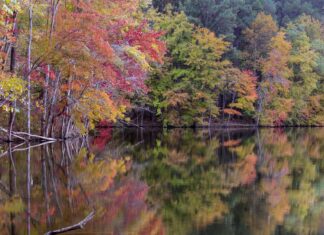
[0,128,323,234]
[130,128,324,235]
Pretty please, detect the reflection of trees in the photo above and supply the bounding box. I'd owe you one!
[0,143,21,235]
[137,128,324,235]
[136,129,258,235]
[226,128,324,235]
[0,128,323,235]
[0,137,165,235]
[281,129,324,235]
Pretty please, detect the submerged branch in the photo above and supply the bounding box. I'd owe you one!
[44,211,95,235]
[0,141,56,158]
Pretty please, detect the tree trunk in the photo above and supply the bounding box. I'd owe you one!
[9,11,17,72]
[42,65,50,136]
[46,72,60,137]
[256,86,264,126]
[27,2,33,137]
[26,143,31,235]
[8,101,16,142]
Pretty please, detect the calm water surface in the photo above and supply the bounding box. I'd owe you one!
[0,128,323,235]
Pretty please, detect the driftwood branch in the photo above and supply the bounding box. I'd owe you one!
[13,131,57,141]
[44,211,95,235]
[0,126,57,141]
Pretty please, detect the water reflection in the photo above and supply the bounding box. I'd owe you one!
[0,128,323,235]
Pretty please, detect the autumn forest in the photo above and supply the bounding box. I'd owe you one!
[0,1,324,234]
[0,0,323,141]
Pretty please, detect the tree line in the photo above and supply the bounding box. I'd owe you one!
[143,0,324,127]
[0,0,323,140]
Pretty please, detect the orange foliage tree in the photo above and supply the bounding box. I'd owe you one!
[26,0,166,137]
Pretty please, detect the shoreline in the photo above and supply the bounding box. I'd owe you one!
[98,124,324,129]
[1,125,323,144]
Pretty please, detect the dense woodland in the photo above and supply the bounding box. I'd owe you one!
[0,0,323,140]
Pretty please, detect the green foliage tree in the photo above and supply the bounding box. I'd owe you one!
[152,0,183,12]
[275,0,323,26]
[286,15,323,125]
[181,0,239,41]
[147,9,229,126]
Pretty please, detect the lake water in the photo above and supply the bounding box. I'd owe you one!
[0,128,323,235]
